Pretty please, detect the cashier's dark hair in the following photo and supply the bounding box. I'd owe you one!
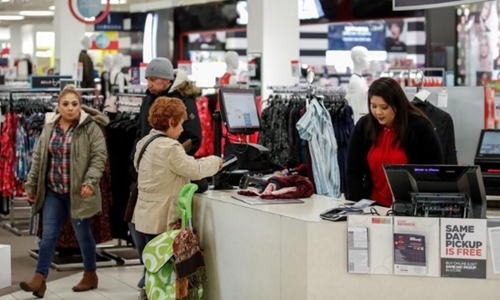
[366,77,430,147]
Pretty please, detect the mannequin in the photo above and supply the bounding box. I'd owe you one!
[346,46,370,123]
[78,36,96,88]
[110,53,127,93]
[220,51,239,85]
[101,54,113,101]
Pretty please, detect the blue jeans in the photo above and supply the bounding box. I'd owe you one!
[128,222,157,289]
[36,189,96,276]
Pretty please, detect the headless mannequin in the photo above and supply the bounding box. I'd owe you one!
[78,36,96,88]
[346,46,370,123]
[110,53,126,93]
[221,51,239,85]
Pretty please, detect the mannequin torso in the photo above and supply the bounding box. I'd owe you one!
[346,46,370,123]
[221,51,239,85]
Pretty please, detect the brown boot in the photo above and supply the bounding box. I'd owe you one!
[19,273,47,298]
[72,271,98,292]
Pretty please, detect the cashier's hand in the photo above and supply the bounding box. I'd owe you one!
[27,193,36,204]
[80,185,94,198]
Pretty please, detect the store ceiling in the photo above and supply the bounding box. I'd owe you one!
[0,0,202,27]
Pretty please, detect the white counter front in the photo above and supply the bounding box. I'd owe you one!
[193,190,500,300]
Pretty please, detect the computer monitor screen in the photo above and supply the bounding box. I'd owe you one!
[383,164,486,218]
[219,88,261,134]
[476,130,500,157]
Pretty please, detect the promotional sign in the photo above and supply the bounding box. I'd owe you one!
[130,67,140,85]
[328,21,386,51]
[178,60,192,76]
[31,76,72,90]
[291,60,300,77]
[95,33,111,49]
[440,218,487,279]
[140,63,147,85]
[484,81,500,129]
[393,217,440,277]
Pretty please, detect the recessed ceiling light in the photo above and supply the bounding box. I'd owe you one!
[84,17,96,21]
[1,0,10,3]
[101,0,127,4]
[49,5,55,11]
[0,15,24,20]
[19,11,54,16]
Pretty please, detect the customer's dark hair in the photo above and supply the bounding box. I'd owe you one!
[365,77,429,146]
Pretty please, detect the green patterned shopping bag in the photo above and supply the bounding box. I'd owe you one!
[143,229,181,300]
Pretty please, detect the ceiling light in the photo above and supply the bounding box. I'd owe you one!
[1,0,10,3]
[19,11,54,17]
[49,5,55,11]
[84,17,96,21]
[0,15,24,20]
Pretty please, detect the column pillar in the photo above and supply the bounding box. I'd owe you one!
[9,24,22,67]
[53,1,86,76]
[247,0,300,99]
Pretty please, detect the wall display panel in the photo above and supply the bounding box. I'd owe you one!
[395,0,485,11]
[456,1,500,86]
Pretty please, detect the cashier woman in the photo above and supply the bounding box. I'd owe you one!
[346,77,443,207]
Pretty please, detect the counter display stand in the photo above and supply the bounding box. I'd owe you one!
[194,190,500,300]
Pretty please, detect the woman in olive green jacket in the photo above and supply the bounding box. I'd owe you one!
[21,85,108,298]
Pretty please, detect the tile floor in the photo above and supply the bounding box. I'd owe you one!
[0,266,143,300]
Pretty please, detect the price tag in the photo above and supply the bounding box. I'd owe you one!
[140,62,148,85]
[437,89,448,108]
[291,60,300,77]
[248,61,256,77]
[178,60,192,75]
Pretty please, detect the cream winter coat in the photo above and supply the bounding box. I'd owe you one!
[132,129,220,234]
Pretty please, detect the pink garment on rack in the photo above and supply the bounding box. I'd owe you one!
[0,113,17,197]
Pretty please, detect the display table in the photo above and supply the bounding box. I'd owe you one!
[193,190,500,300]
[0,244,11,290]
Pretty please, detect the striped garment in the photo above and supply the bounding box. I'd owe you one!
[296,99,341,198]
[47,122,76,194]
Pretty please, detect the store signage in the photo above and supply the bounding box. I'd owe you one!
[94,12,125,31]
[31,75,72,90]
[130,67,140,85]
[178,60,192,76]
[77,0,101,18]
[440,219,487,279]
[328,21,386,51]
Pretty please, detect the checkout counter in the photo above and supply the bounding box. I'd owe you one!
[474,129,500,198]
[193,190,500,300]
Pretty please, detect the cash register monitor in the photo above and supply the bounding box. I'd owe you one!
[383,164,487,218]
[219,88,261,134]
[476,129,500,158]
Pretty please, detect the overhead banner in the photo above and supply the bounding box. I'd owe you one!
[393,0,485,11]
[328,21,386,51]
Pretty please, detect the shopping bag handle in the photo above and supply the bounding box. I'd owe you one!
[178,183,199,229]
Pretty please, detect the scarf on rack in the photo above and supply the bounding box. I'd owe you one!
[173,227,206,300]
[238,175,314,199]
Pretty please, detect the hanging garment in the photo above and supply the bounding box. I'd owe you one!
[296,100,341,198]
[78,50,96,89]
[100,71,111,102]
[1,113,17,197]
[194,96,214,158]
[414,100,458,165]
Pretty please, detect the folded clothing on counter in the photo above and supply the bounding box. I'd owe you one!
[238,175,314,199]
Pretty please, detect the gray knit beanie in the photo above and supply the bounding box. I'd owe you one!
[145,57,174,80]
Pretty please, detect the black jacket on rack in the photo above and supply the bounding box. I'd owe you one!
[413,99,458,165]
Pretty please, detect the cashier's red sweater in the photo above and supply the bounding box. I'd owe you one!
[367,126,408,207]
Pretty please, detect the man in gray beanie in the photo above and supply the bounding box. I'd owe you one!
[131,57,204,299]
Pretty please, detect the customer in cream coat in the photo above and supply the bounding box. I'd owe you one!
[132,97,221,297]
